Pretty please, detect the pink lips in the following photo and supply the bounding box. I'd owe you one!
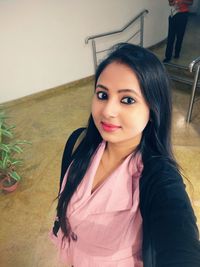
[101,122,121,132]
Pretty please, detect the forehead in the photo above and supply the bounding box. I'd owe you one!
[97,62,141,93]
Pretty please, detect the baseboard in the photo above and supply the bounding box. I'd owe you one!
[3,75,94,108]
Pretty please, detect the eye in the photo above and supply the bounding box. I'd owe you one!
[96,91,108,100]
[121,97,135,105]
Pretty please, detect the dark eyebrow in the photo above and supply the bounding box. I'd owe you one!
[118,89,138,94]
[95,84,108,91]
[96,84,139,95]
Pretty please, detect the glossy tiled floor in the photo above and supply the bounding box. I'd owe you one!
[0,15,200,267]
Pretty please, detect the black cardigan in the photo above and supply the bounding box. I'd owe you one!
[56,128,200,267]
[140,157,200,266]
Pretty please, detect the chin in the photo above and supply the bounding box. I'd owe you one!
[99,130,142,146]
[97,131,118,143]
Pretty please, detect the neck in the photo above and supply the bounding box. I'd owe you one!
[105,139,140,163]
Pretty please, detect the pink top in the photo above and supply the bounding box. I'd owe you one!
[50,141,143,267]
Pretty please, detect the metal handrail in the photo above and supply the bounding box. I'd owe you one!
[189,56,200,72]
[165,56,200,122]
[186,56,200,122]
[85,9,148,44]
[164,62,189,70]
[85,9,149,70]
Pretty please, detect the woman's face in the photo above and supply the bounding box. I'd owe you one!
[92,62,150,147]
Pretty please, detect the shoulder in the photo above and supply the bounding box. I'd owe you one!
[61,127,86,174]
[64,127,86,152]
[67,127,86,143]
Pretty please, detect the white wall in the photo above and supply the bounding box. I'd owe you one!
[0,0,169,103]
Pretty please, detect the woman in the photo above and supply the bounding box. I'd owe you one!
[51,43,200,266]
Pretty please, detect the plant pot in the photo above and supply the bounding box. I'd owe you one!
[0,177,19,192]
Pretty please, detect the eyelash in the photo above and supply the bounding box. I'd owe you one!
[96,91,135,105]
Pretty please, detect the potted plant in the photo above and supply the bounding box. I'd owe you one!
[0,107,31,192]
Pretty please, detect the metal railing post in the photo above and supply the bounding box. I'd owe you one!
[140,14,144,47]
[186,65,200,123]
[92,40,98,71]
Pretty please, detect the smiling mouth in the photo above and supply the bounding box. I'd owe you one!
[101,122,121,132]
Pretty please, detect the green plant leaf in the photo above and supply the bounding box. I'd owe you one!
[0,160,3,169]
[1,148,10,159]
[11,145,23,153]
[11,159,23,166]
[0,144,10,153]
[15,140,32,145]
[1,129,13,138]
[2,153,9,169]
[5,125,15,130]
[1,150,7,159]
[9,171,21,181]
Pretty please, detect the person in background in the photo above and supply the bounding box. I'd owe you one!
[51,43,200,267]
[163,0,193,63]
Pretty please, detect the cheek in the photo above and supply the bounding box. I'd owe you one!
[126,108,150,132]
[139,108,150,127]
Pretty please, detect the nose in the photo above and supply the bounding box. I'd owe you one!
[102,98,119,118]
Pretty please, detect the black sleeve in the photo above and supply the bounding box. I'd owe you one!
[149,170,200,267]
[59,127,85,191]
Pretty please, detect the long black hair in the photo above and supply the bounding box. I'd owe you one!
[57,43,177,239]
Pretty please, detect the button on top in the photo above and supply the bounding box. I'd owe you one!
[71,232,78,241]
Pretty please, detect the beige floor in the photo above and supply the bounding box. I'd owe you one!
[0,14,200,267]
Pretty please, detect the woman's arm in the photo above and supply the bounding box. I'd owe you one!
[149,171,200,266]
